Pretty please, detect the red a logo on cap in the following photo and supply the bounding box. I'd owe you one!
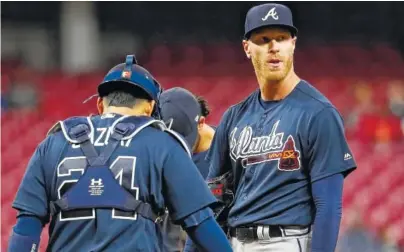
[262,7,279,21]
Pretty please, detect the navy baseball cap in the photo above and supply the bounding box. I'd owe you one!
[159,87,201,150]
[244,3,298,39]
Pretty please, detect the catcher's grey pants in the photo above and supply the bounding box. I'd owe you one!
[231,226,312,252]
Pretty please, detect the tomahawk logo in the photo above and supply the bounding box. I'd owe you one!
[262,7,279,21]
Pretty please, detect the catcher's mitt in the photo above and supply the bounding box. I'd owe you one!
[207,171,234,231]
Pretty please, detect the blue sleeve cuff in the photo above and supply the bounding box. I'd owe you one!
[179,207,214,229]
[8,215,43,252]
[8,231,40,252]
[13,215,43,236]
[185,216,232,252]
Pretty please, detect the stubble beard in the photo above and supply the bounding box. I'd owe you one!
[253,54,294,83]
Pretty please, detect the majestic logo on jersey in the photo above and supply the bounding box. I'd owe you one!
[230,120,301,171]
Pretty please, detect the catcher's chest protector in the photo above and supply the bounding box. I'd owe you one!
[49,116,183,223]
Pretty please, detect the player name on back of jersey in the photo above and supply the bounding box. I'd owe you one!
[71,126,133,149]
[230,120,301,171]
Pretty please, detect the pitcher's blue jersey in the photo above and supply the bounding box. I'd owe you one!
[207,80,357,227]
[13,113,216,252]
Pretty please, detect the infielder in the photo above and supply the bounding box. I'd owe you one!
[8,55,232,252]
[160,87,216,178]
[206,3,357,252]
[158,87,217,251]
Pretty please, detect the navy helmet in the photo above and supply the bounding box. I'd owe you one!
[98,55,163,118]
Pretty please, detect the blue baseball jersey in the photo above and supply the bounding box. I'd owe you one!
[207,80,357,227]
[13,113,216,252]
[192,126,216,179]
[192,151,210,179]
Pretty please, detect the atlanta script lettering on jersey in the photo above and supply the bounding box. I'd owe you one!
[229,120,301,171]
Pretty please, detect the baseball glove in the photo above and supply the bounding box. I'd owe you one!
[207,171,234,232]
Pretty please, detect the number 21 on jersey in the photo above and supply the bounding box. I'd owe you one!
[56,156,139,221]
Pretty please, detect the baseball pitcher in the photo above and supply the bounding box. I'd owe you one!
[206,3,357,252]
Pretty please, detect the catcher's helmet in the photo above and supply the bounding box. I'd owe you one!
[98,55,163,118]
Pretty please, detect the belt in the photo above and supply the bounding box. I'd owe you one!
[229,225,310,242]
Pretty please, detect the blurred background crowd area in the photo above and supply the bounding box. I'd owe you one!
[1,2,404,251]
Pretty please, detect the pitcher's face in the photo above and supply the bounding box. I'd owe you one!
[243,27,296,82]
